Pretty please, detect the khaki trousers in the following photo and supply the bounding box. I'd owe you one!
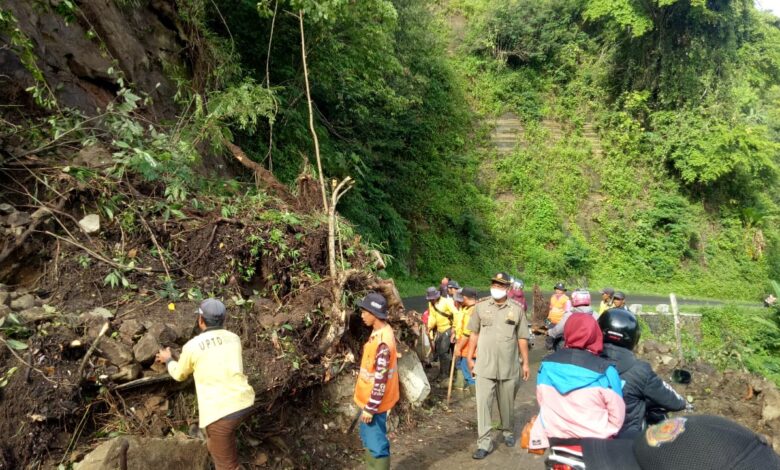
[205,416,243,470]
[475,375,516,451]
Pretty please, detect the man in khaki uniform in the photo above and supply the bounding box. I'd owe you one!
[466,272,530,460]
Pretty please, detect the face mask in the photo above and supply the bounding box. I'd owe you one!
[490,288,507,300]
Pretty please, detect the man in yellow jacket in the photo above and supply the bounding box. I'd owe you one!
[354,292,399,470]
[426,286,459,385]
[156,298,255,470]
[598,287,615,315]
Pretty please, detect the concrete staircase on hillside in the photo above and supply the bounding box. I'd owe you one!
[491,112,523,154]
[582,122,603,156]
[486,112,606,217]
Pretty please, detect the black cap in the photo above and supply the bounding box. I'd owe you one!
[583,415,780,470]
[554,282,566,291]
[491,272,512,286]
[447,280,461,289]
[614,291,626,300]
[461,287,478,299]
[358,292,388,319]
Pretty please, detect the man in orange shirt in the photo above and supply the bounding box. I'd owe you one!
[354,293,399,470]
[546,283,571,350]
[454,287,478,393]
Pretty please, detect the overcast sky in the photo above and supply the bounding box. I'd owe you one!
[756,0,780,16]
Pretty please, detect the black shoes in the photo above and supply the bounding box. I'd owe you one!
[504,435,516,447]
[472,448,491,460]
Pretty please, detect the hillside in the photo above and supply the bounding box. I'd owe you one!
[2,0,780,468]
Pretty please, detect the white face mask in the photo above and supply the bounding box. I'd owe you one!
[490,287,507,300]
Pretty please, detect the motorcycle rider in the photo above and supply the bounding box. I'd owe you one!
[598,308,689,438]
[546,289,593,351]
[529,313,625,451]
[581,414,780,469]
[507,277,528,312]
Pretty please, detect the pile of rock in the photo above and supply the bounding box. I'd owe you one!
[0,283,53,323]
[636,340,678,368]
[79,309,192,383]
[0,203,35,238]
[0,283,192,384]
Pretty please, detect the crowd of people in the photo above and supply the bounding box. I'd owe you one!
[153,280,780,470]
[347,274,780,469]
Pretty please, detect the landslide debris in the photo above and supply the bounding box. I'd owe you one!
[0,153,420,469]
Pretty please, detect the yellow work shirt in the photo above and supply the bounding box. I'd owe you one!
[167,328,256,428]
[598,300,613,315]
[427,297,457,333]
[455,304,474,339]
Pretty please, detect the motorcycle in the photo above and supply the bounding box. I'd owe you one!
[545,439,586,470]
[544,405,691,470]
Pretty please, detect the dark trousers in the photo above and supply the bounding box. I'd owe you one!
[434,329,453,379]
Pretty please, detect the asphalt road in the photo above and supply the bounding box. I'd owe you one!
[402,290,736,313]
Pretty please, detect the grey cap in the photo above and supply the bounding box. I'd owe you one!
[426,287,441,300]
[198,298,226,321]
[447,280,461,289]
[614,291,626,300]
[601,287,615,296]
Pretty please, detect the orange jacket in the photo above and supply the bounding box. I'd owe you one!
[354,324,400,413]
[548,294,571,324]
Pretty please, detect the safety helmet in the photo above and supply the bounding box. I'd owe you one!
[554,282,566,291]
[598,308,640,351]
[571,289,591,307]
[511,277,524,290]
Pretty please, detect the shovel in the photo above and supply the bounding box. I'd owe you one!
[446,349,458,405]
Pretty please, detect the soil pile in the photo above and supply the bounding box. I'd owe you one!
[0,153,418,469]
[639,340,780,452]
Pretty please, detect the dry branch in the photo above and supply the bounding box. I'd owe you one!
[299,10,328,213]
[328,177,354,279]
[223,139,297,206]
[77,321,109,380]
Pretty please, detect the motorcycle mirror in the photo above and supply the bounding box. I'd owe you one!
[672,369,691,384]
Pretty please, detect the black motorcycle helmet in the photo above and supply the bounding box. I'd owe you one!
[598,308,640,351]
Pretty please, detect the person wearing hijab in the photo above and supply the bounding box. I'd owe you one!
[529,313,625,451]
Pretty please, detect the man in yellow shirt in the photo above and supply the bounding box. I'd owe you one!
[612,291,627,309]
[598,287,615,315]
[426,286,458,385]
[156,299,255,470]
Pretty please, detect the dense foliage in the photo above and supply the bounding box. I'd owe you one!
[444,0,780,298]
[3,0,779,299]
[198,0,494,283]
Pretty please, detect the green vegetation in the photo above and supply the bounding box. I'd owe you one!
[681,304,780,385]
[3,0,779,299]
[442,0,780,299]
